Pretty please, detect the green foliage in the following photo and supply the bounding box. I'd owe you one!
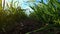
[0,0,2,10]
[27,0,60,34]
[0,0,60,34]
[0,1,27,32]
[29,0,60,24]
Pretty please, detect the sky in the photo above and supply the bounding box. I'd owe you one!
[2,0,47,15]
[3,0,48,9]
